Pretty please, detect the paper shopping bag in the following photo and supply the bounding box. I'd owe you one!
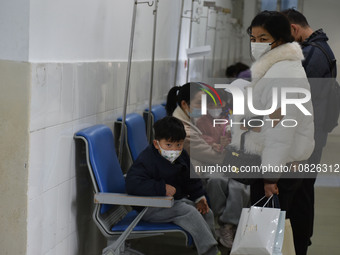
[282,219,296,255]
[230,206,281,255]
[273,211,286,255]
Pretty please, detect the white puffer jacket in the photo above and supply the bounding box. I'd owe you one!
[230,42,315,168]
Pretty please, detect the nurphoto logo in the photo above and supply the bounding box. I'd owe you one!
[199,83,312,128]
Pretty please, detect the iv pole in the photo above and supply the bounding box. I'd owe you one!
[174,0,201,85]
[119,0,155,163]
[186,0,195,83]
[174,0,185,87]
[218,14,227,75]
[147,0,159,142]
[201,1,216,79]
[218,9,231,74]
[211,7,221,78]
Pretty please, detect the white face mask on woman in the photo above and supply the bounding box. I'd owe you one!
[251,42,272,60]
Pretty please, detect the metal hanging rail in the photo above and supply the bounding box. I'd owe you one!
[210,6,231,77]
[211,8,220,78]
[147,0,159,142]
[223,16,238,73]
[219,9,231,73]
[119,0,155,163]
[218,14,228,75]
[202,1,216,79]
[174,0,185,87]
[174,0,201,86]
[185,0,195,83]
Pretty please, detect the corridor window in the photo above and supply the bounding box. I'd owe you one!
[260,0,300,11]
[261,0,277,11]
[281,0,298,10]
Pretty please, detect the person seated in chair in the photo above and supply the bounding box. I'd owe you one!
[126,116,221,255]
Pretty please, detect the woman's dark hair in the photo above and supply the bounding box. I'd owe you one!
[247,11,294,43]
[165,82,202,116]
[226,62,249,78]
[281,8,309,28]
[154,116,186,142]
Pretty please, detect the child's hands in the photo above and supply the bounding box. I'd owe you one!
[196,197,209,215]
[165,184,176,197]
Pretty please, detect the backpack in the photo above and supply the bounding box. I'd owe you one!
[304,42,340,133]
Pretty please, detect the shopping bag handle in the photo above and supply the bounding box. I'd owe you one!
[253,195,273,207]
[252,195,280,209]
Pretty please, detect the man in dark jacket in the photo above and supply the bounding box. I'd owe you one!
[282,9,337,255]
[126,116,221,255]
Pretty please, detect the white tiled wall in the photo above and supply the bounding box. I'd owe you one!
[27,60,181,255]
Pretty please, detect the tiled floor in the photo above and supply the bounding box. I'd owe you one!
[309,133,340,254]
[308,187,340,255]
[130,134,340,254]
[130,232,230,255]
[315,133,340,187]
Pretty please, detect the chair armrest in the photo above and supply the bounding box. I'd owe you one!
[94,192,174,208]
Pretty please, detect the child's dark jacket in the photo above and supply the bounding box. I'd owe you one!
[125,145,205,202]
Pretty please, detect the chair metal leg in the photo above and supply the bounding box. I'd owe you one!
[121,243,145,255]
[102,207,148,255]
[103,242,145,255]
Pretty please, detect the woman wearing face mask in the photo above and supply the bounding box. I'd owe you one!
[229,11,314,250]
[165,82,227,168]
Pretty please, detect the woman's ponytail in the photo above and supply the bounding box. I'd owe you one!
[165,86,181,116]
[165,83,201,116]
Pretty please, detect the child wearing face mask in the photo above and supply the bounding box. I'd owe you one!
[126,116,221,255]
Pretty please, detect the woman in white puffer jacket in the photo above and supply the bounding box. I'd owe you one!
[229,11,314,248]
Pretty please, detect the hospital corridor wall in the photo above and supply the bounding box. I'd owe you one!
[0,0,340,255]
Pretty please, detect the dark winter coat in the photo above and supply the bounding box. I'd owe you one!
[125,144,205,202]
[301,29,337,148]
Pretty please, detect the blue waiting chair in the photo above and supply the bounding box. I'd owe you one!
[143,104,167,143]
[74,124,192,255]
[118,113,149,161]
[114,113,149,173]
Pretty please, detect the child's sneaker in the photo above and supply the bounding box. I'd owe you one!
[218,224,236,248]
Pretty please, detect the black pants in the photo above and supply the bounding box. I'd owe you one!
[289,148,322,255]
[250,178,303,214]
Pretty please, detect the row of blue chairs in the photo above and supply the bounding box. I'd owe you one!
[114,104,167,174]
[74,104,193,255]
